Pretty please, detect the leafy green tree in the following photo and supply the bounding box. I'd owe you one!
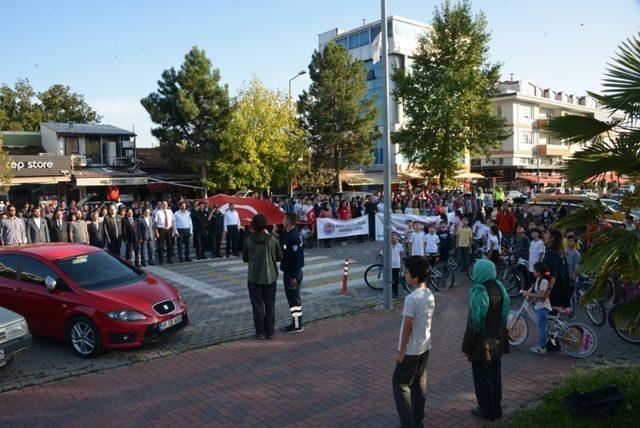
[0,133,14,192]
[215,79,307,192]
[38,84,101,124]
[142,47,231,197]
[392,0,509,184]
[551,33,640,331]
[0,79,100,130]
[298,42,379,191]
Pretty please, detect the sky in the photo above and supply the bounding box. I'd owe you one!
[1,0,639,147]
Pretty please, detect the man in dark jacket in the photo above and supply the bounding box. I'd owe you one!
[365,196,377,240]
[88,211,106,248]
[103,204,123,256]
[280,212,305,333]
[191,202,208,260]
[122,208,141,267]
[49,209,68,242]
[207,205,224,258]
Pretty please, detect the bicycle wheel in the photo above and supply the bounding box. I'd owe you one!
[558,322,598,358]
[609,304,640,345]
[428,265,448,291]
[447,254,459,272]
[584,300,606,326]
[364,264,383,290]
[503,269,525,298]
[507,311,528,346]
[467,259,476,281]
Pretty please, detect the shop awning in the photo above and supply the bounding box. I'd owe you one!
[73,167,148,186]
[517,174,563,185]
[454,172,485,179]
[343,171,405,186]
[10,176,71,185]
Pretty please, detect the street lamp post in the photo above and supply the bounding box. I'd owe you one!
[380,0,392,310]
[288,70,307,197]
[288,70,306,99]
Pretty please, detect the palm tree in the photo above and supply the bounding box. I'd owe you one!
[548,32,640,331]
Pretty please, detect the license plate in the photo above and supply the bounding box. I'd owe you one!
[159,313,182,331]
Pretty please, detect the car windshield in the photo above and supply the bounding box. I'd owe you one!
[54,251,144,290]
[603,200,620,211]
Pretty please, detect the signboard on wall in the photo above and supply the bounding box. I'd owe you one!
[9,155,72,177]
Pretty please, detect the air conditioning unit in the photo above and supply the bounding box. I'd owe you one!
[72,155,87,167]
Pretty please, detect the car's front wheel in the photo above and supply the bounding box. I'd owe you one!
[68,317,102,358]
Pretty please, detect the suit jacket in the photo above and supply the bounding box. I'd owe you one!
[49,219,69,242]
[138,216,156,241]
[26,217,50,243]
[88,221,106,248]
[103,215,123,241]
[122,217,141,243]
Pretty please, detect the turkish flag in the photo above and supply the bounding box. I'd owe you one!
[107,186,120,201]
[204,195,285,226]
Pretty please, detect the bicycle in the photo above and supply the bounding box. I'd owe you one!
[572,273,607,327]
[507,294,598,358]
[498,254,529,298]
[608,280,640,345]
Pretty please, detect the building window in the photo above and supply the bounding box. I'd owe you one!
[336,38,348,49]
[521,105,533,119]
[64,137,79,155]
[348,30,370,49]
[370,25,381,41]
[520,130,533,145]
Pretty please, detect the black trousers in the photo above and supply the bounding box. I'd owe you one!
[210,231,222,257]
[226,225,239,256]
[140,239,154,265]
[108,237,122,257]
[472,360,502,421]
[392,351,429,428]
[194,229,207,258]
[392,268,400,296]
[284,271,303,327]
[125,241,140,265]
[177,229,191,261]
[247,282,277,337]
[157,228,174,263]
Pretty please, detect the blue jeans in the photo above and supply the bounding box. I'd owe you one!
[535,308,550,349]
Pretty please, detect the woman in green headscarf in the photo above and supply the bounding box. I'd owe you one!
[462,259,511,422]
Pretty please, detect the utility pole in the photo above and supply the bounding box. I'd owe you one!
[380,0,392,310]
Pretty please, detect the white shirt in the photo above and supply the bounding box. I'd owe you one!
[486,234,500,253]
[409,231,426,256]
[376,202,384,213]
[425,233,440,254]
[399,288,435,355]
[391,243,404,269]
[529,239,546,273]
[473,221,489,241]
[154,208,174,229]
[223,209,241,229]
[34,217,42,229]
[173,210,193,232]
[533,278,553,311]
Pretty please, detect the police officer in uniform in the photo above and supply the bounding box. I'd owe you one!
[280,212,305,332]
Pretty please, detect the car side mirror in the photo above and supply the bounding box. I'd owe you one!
[45,276,57,291]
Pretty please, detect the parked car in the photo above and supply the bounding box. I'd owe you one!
[601,199,640,221]
[530,195,628,224]
[0,307,31,367]
[0,244,188,358]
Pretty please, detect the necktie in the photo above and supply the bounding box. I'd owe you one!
[58,220,62,228]
[164,210,169,228]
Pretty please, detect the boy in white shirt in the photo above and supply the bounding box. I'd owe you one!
[528,228,546,284]
[408,222,426,256]
[424,224,440,256]
[391,232,405,298]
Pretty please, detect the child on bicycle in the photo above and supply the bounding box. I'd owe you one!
[523,262,553,355]
[409,222,426,256]
[425,224,440,264]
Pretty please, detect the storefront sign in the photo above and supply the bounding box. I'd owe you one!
[8,155,72,177]
[375,212,455,241]
[74,177,149,186]
[316,217,369,240]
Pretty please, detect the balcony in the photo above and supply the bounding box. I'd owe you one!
[538,144,570,157]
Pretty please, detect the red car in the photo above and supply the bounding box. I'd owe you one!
[0,244,188,358]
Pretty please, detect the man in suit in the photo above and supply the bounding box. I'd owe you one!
[103,204,123,256]
[123,208,141,267]
[191,202,208,260]
[138,207,157,267]
[26,207,50,243]
[208,205,224,258]
[88,210,106,248]
[49,209,68,242]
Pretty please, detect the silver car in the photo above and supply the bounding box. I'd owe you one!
[0,307,31,367]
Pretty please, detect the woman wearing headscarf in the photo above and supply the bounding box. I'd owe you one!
[462,259,511,422]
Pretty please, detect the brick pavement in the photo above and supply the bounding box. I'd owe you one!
[0,284,589,428]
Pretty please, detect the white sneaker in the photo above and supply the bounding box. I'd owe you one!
[529,346,547,355]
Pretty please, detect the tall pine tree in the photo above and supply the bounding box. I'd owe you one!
[298,42,380,191]
[141,47,230,197]
[393,0,509,184]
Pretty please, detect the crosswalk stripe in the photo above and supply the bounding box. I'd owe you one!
[146,266,234,299]
[303,278,366,294]
[303,265,368,282]
[222,258,346,273]
[206,255,329,271]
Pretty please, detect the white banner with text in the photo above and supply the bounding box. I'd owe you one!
[375,212,455,241]
[316,217,369,240]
